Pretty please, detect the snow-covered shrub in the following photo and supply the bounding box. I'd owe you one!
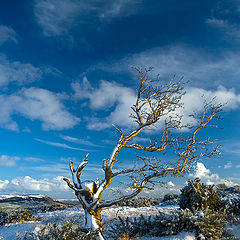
[218,187,240,223]
[0,210,8,226]
[109,210,195,239]
[161,193,179,205]
[180,178,227,239]
[114,197,154,208]
[19,222,98,240]
[180,178,223,212]
[0,208,41,225]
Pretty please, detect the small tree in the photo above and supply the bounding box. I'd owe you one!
[64,68,222,239]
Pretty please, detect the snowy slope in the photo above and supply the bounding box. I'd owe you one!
[0,205,240,240]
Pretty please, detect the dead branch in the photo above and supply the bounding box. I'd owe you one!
[64,67,223,237]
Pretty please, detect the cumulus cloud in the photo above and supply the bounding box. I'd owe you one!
[0,180,9,189]
[10,175,68,192]
[189,162,235,186]
[0,25,18,45]
[0,155,20,166]
[0,173,101,198]
[34,0,142,36]
[0,87,80,131]
[174,86,240,127]
[0,55,42,87]
[72,77,136,130]
[0,175,74,198]
[72,76,240,131]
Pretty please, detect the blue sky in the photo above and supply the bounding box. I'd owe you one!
[0,0,240,199]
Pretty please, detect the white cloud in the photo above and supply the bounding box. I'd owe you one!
[189,162,235,186]
[0,180,9,189]
[93,45,240,90]
[0,25,18,45]
[224,161,232,169]
[72,76,240,131]
[0,155,20,166]
[34,0,142,36]
[174,86,240,127]
[0,55,42,87]
[206,18,240,47]
[72,77,136,130]
[189,162,210,179]
[0,87,80,131]
[34,0,82,36]
[0,175,74,199]
[0,172,101,198]
[10,175,68,192]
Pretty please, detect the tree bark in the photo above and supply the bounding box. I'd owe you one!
[84,208,104,240]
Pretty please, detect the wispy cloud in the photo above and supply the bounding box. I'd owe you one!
[34,0,81,36]
[206,18,240,43]
[222,142,240,155]
[28,163,68,173]
[23,157,45,163]
[60,134,102,147]
[92,45,240,90]
[35,138,93,151]
[0,55,42,87]
[0,155,20,167]
[0,87,80,131]
[0,25,18,45]
[224,161,232,169]
[34,0,143,37]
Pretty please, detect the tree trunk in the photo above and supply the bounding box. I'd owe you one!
[84,208,104,240]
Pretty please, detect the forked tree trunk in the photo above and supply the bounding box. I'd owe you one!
[84,208,104,240]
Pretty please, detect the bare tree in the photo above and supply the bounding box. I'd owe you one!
[64,68,222,239]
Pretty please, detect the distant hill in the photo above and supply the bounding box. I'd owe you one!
[0,195,76,212]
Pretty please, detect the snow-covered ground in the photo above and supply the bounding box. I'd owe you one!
[0,205,239,239]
